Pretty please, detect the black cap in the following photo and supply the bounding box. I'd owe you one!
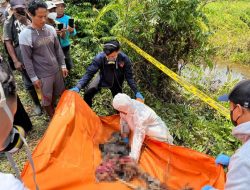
[10,0,26,9]
[218,79,250,108]
[103,40,120,56]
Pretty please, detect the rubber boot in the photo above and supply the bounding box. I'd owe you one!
[27,88,42,115]
[14,95,33,132]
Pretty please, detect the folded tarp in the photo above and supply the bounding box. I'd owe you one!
[22,91,225,190]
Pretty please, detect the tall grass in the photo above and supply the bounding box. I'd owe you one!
[204,1,250,64]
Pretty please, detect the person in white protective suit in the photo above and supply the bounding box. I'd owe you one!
[0,61,28,190]
[112,93,173,162]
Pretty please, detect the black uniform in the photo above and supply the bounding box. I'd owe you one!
[76,52,138,107]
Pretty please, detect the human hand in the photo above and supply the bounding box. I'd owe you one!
[14,60,23,71]
[56,29,66,38]
[60,28,67,38]
[135,92,144,101]
[68,26,74,33]
[215,154,230,166]
[62,68,68,78]
[33,79,41,89]
[56,29,62,35]
[122,137,129,144]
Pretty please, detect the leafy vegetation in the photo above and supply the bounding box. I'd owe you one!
[204,1,250,64]
[93,0,211,102]
[64,0,245,157]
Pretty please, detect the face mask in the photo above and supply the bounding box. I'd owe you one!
[230,106,242,126]
[48,12,57,20]
[106,57,117,65]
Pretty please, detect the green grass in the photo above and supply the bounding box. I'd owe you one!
[204,1,250,64]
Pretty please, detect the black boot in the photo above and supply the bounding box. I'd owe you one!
[14,95,33,132]
[27,88,42,115]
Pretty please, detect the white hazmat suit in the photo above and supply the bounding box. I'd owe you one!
[112,93,173,162]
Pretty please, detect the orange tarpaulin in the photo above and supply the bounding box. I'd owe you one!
[21,91,225,190]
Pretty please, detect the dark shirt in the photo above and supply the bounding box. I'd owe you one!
[76,52,138,94]
[3,15,28,63]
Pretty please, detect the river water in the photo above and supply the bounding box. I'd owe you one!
[214,62,250,79]
[181,60,250,91]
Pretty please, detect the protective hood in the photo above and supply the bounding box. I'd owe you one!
[112,93,133,114]
[232,121,250,143]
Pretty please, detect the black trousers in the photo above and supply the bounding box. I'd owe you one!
[84,75,122,107]
[62,45,73,71]
[14,95,33,132]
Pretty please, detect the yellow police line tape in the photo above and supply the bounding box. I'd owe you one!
[119,37,230,120]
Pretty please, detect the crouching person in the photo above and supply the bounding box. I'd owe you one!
[112,93,173,162]
[202,79,250,190]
